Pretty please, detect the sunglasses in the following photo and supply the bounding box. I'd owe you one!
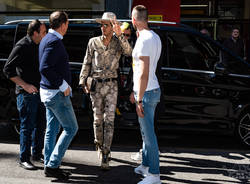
[123,33,131,37]
[100,23,111,28]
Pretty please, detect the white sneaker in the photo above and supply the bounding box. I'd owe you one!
[134,164,149,177]
[137,174,161,184]
[131,149,142,161]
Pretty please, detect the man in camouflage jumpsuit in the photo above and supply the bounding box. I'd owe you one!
[79,12,132,169]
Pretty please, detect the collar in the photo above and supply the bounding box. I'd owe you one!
[26,35,36,45]
[49,29,63,40]
[231,37,239,42]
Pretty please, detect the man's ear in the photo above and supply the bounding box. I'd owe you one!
[33,31,38,36]
[132,17,136,25]
[32,31,39,39]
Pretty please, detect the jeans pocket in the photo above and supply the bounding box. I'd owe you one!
[44,93,60,108]
[151,88,161,103]
[63,96,72,107]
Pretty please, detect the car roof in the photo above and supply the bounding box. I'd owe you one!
[2,18,246,64]
[4,18,177,25]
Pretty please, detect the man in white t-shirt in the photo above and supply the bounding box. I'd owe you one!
[130,5,162,184]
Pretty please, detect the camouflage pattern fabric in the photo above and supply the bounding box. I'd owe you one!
[90,80,118,153]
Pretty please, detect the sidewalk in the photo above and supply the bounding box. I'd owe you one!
[0,142,249,184]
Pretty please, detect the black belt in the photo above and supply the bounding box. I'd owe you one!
[96,78,117,83]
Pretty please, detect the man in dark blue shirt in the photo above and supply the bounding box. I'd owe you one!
[3,19,47,170]
[39,11,78,180]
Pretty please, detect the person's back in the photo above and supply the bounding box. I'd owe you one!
[39,11,78,180]
[133,29,161,92]
[39,32,71,90]
[131,5,162,184]
[5,36,40,93]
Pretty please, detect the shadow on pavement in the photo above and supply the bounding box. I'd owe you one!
[55,161,142,184]
[159,151,250,184]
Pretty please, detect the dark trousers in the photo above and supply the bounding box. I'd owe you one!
[16,92,46,162]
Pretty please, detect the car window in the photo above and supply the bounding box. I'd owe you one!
[0,26,16,58]
[63,25,101,63]
[167,31,211,71]
[200,36,250,75]
[15,23,102,64]
[151,29,168,68]
[15,24,27,44]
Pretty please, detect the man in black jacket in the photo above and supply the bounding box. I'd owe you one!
[3,20,47,170]
[222,28,245,67]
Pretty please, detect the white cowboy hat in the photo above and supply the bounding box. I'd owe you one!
[96,12,116,23]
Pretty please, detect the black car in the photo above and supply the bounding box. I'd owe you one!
[1,19,250,147]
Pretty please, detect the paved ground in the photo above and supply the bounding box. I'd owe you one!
[0,124,250,184]
[1,143,250,183]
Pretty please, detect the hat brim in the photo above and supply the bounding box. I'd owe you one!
[96,18,111,23]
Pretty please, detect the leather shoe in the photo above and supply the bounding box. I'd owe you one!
[61,169,72,176]
[19,161,36,170]
[44,167,69,180]
[32,155,44,163]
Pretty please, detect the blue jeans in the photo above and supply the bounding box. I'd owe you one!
[43,92,78,168]
[16,92,46,162]
[135,88,161,174]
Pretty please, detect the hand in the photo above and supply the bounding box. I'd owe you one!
[64,87,71,96]
[111,18,121,36]
[129,92,135,104]
[136,103,144,118]
[23,84,38,94]
[81,85,90,94]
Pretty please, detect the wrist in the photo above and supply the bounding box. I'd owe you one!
[135,99,142,104]
[117,34,124,39]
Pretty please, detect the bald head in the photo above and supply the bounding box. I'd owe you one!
[49,11,68,29]
[132,5,148,22]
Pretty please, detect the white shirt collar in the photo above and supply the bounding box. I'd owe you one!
[49,29,63,40]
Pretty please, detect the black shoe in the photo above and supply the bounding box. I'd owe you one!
[32,155,44,163]
[19,161,36,170]
[61,169,72,176]
[44,167,69,180]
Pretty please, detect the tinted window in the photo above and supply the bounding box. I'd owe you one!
[152,29,168,68]
[15,24,27,44]
[15,23,102,63]
[0,26,16,58]
[63,24,101,63]
[167,31,211,71]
